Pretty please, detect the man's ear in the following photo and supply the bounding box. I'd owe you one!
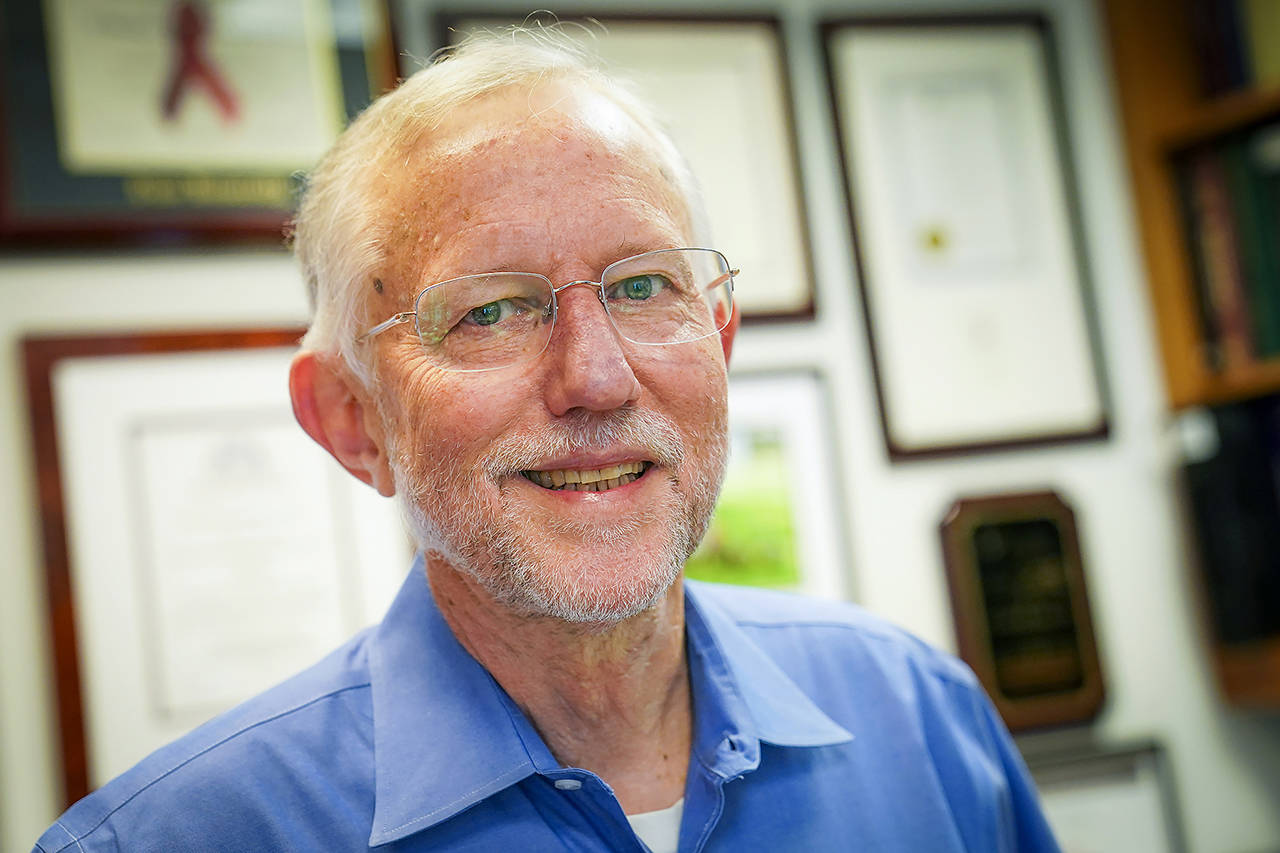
[719,301,740,364]
[289,350,396,497]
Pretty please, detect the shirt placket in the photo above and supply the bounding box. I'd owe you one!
[539,768,652,853]
[682,733,757,853]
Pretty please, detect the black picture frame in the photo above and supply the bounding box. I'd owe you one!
[0,0,397,245]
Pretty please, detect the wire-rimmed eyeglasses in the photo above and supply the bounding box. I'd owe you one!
[357,247,737,373]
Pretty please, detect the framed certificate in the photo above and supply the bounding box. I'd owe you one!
[823,16,1109,458]
[687,370,852,600]
[431,11,816,323]
[0,0,396,243]
[24,330,412,806]
[1027,741,1187,853]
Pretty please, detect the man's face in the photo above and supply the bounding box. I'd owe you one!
[364,84,730,624]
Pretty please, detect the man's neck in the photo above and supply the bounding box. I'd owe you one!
[424,558,692,814]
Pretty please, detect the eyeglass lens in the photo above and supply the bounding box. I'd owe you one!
[411,248,733,371]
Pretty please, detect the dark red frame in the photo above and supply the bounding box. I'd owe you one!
[23,328,305,807]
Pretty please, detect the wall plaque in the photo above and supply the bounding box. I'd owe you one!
[940,490,1104,729]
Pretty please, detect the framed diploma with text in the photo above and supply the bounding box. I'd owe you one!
[432,11,816,323]
[939,490,1104,730]
[24,330,412,806]
[823,16,1109,458]
[0,0,396,243]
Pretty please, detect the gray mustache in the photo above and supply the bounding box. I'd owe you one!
[481,407,685,477]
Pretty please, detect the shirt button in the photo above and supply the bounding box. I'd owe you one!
[554,779,583,791]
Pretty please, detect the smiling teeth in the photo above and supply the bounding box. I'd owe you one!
[523,461,648,491]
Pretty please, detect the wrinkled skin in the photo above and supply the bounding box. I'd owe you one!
[349,82,734,623]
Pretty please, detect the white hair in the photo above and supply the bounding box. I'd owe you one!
[290,29,711,385]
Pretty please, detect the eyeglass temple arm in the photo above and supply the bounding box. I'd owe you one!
[709,269,739,293]
[358,311,415,343]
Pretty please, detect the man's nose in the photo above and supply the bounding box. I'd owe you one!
[540,284,642,416]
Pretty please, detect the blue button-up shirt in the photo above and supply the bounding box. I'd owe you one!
[36,563,1059,851]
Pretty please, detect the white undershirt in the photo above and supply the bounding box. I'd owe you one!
[625,797,684,853]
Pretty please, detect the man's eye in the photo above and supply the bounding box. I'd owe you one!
[464,299,517,326]
[609,274,668,301]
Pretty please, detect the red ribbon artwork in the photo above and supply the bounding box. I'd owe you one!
[161,1,240,122]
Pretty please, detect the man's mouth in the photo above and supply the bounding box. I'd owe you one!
[520,461,651,492]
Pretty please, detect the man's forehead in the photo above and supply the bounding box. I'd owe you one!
[357,77,695,309]
[377,79,687,216]
[430,81,646,157]
[374,90,684,244]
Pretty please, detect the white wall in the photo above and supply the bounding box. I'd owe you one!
[3,1,1279,851]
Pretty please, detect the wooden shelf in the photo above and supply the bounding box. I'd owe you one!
[1103,0,1280,412]
[1216,637,1280,705]
[1104,0,1280,706]
[1182,360,1280,408]
[1160,86,1280,151]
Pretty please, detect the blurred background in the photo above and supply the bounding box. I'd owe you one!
[2,0,1279,851]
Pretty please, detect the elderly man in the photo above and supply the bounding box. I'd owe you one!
[36,34,1058,853]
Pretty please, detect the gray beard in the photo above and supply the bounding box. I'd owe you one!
[386,405,727,624]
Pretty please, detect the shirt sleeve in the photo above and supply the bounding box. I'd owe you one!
[973,685,1063,853]
[32,820,119,853]
[914,651,1063,853]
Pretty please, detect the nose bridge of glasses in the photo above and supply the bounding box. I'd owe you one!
[549,279,614,340]
[544,277,635,371]
[551,279,607,304]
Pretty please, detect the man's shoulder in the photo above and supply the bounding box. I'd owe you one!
[35,629,378,853]
[689,582,1060,852]
[686,580,978,690]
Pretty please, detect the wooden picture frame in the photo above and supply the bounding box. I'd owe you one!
[0,0,397,244]
[24,329,410,806]
[822,15,1109,458]
[939,490,1104,730]
[430,10,817,323]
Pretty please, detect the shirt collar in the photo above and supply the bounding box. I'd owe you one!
[367,565,851,845]
[367,560,541,846]
[683,580,853,778]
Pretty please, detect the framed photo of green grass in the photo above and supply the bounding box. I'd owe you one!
[685,370,851,600]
